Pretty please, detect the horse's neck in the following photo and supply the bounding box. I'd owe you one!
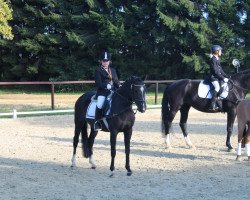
[233,72,250,90]
[111,86,132,114]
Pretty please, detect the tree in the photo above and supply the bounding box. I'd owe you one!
[1,0,95,81]
[205,0,248,73]
[0,0,248,81]
[0,0,13,39]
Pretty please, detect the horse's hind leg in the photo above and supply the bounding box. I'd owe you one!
[245,123,250,161]
[71,122,83,168]
[236,121,246,161]
[164,109,178,149]
[88,127,98,169]
[124,129,133,176]
[179,105,194,148]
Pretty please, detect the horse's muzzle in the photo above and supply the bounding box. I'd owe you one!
[137,102,146,113]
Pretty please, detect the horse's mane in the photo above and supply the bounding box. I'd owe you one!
[123,76,143,84]
[118,76,143,93]
[231,69,250,79]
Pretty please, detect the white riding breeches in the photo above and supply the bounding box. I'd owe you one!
[212,81,220,92]
[97,96,106,109]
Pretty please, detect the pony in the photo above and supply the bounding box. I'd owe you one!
[71,76,146,176]
[161,69,250,151]
[236,99,250,161]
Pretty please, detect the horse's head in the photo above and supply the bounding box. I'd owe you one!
[121,76,147,113]
[231,69,250,91]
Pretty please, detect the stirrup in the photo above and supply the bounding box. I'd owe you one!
[94,121,102,131]
[209,105,219,111]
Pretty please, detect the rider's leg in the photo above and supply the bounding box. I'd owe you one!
[94,96,105,130]
[209,81,220,110]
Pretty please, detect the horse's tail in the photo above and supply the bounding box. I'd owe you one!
[161,86,170,135]
[81,121,90,158]
[74,91,96,158]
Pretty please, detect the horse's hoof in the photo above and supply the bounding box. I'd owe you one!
[109,171,114,177]
[127,171,132,176]
[227,147,234,152]
[236,155,241,161]
[91,166,96,169]
[188,145,196,150]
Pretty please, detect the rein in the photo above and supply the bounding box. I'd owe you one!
[227,79,249,105]
[108,83,145,117]
[229,80,249,92]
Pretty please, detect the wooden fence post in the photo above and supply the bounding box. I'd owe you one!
[155,82,159,105]
[51,83,55,110]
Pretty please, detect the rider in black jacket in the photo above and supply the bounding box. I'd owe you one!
[208,45,230,110]
[94,51,120,130]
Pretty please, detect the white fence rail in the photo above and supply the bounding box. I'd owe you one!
[0,105,161,119]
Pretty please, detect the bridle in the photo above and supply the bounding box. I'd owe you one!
[229,79,249,92]
[131,84,146,103]
[110,83,146,115]
[227,79,249,104]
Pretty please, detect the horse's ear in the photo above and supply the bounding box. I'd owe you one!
[141,75,147,81]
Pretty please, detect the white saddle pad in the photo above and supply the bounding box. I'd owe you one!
[86,99,97,119]
[86,96,112,119]
[198,80,229,99]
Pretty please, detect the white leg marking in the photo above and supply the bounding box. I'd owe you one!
[89,155,96,169]
[246,144,250,157]
[184,136,195,149]
[110,170,115,177]
[71,155,76,167]
[165,134,171,148]
[237,143,242,156]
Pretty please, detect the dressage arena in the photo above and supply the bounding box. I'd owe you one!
[0,109,249,200]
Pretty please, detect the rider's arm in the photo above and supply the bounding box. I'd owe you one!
[210,58,226,80]
[95,68,107,90]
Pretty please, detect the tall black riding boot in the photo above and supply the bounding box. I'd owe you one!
[209,90,218,111]
[94,107,103,131]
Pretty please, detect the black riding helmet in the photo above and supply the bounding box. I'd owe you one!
[211,45,222,54]
[99,51,111,61]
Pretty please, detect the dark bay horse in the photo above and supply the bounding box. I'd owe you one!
[161,69,250,151]
[236,99,250,161]
[71,76,146,176]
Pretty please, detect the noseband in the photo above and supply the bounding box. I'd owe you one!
[108,83,146,116]
[131,84,146,103]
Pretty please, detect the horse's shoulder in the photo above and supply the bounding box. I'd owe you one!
[77,91,96,103]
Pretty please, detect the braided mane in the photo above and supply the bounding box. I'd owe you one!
[231,69,250,79]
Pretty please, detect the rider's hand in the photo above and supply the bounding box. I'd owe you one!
[223,78,229,83]
[106,84,112,90]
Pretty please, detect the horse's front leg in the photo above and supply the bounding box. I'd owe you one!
[227,109,236,151]
[179,123,195,149]
[109,131,118,177]
[179,105,195,149]
[245,127,250,161]
[124,129,133,176]
[88,127,98,169]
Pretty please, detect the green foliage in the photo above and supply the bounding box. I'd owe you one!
[0,0,13,39]
[0,0,249,82]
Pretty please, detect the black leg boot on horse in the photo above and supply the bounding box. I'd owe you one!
[209,90,219,111]
[94,107,103,131]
